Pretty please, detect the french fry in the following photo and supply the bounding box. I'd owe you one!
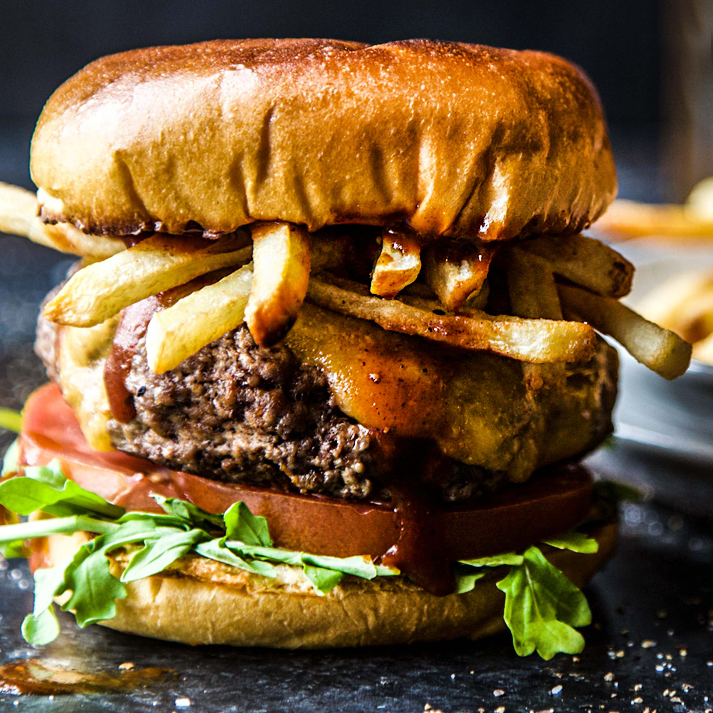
[557,283,691,380]
[692,332,713,365]
[422,241,495,310]
[520,234,634,298]
[637,271,713,342]
[370,228,422,298]
[505,249,566,390]
[43,234,252,327]
[0,182,124,259]
[245,222,311,347]
[146,264,254,373]
[595,199,713,239]
[309,274,596,363]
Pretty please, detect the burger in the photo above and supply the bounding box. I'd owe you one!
[0,39,691,658]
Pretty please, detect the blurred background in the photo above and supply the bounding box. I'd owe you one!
[0,0,711,387]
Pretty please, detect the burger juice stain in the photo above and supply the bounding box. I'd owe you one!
[0,659,177,695]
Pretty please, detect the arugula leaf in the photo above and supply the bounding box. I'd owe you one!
[453,566,487,594]
[151,495,223,529]
[0,515,119,544]
[459,553,525,567]
[0,408,22,434]
[543,531,599,554]
[497,545,592,660]
[117,511,189,528]
[302,566,344,595]
[1,439,20,476]
[121,528,207,582]
[223,541,382,594]
[0,461,124,519]
[22,607,60,647]
[21,562,71,646]
[194,538,276,577]
[63,539,127,627]
[224,501,272,546]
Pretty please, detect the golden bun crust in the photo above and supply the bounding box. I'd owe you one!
[40,522,616,648]
[31,39,616,242]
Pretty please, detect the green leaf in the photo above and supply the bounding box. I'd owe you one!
[543,531,599,554]
[301,553,379,580]
[0,515,118,545]
[459,553,524,568]
[152,495,223,529]
[223,501,272,546]
[302,566,344,595]
[496,545,592,660]
[1,439,20,476]
[62,538,127,627]
[0,461,124,519]
[194,538,276,577]
[120,528,207,582]
[117,511,189,528]
[0,408,22,434]
[22,608,60,647]
[453,566,487,594]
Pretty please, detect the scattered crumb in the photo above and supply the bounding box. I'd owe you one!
[655,665,664,672]
[174,699,191,709]
[632,698,643,705]
[550,685,563,696]
[493,690,505,697]
[495,707,505,713]
[634,684,643,692]
[572,657,580,663]
[604,673,615,682]
[641,640,657,649]
[681,683,694,692]
[678,648,688,657]
[119,662,135,671]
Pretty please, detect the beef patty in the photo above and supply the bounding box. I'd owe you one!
[36,310,507,502]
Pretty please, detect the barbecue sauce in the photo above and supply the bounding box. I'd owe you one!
[104,296,162,422]
[0,659,176,696]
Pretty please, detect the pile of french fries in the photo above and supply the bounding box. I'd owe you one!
[0,182,691,380]
[637,271,713,367]
[596,176,713,240]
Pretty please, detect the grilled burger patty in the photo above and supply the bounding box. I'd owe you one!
[35,287,617,504]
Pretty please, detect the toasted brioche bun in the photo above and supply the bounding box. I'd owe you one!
[35,522,616,648]
[31,39,616,242]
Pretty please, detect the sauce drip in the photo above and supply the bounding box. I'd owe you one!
[380,441,455,596]
[0,659,176,696]
[104,296,162,422]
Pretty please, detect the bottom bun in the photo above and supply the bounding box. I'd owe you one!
[38,522,617,648]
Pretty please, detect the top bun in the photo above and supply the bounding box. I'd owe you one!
[31,39,616,241]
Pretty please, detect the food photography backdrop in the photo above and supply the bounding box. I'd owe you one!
[0,1,711,711]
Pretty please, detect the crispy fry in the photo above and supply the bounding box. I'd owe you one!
[595,199,713,239]
[557,283,691,380]
[0,182,124,259]
[245,222,311,347]
[637,271,713,343]
[146,264,254,373]
[43,234,252,327]
[422,241,495,310]
[309,274,596,363]
[520,234,634,298]
[505,249,565,390]
[693,332,713,365]
[370,228,422,298]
